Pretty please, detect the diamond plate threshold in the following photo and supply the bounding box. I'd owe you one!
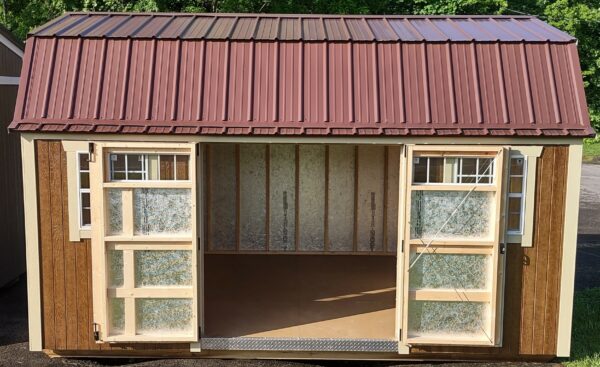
[201,337,398,352]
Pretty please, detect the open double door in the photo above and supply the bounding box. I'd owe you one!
[89,142,506,352]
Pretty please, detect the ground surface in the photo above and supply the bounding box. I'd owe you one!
[0,164,598,367]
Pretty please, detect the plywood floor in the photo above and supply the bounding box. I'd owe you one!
[204,254,397,339]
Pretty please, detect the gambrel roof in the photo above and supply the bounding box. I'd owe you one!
[9,12,595,137]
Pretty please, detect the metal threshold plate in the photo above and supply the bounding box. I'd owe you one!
[201,337,398,352]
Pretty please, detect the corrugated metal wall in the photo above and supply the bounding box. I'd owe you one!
[0,43,25,287]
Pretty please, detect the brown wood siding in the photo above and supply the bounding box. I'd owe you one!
[35,140,188,353]
[0,85,25,287]
[410,145,568,360]
[35,142,568,359]
[0,42,21,76]
[519,145,568,355]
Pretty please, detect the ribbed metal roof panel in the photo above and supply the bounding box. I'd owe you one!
[387,19,422,41]
[323,18,349,41]
[28,13,578,42]
[182,16,215,39]
[344,18,375,41]
[366,19,397,41]
[302,18,326,41]
[10,12,592,137]
[254,17,279,40]
[206,16,237,39]
[156,16,193,38]
[230,17,258,39]
[279,18,300,40]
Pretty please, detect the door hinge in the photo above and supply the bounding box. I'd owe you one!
[93,323,100,342]
[196,144,200,157]
[500,242,506,255]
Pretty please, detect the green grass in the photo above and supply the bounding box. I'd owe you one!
[562,288,600,367]
[583,137,600,163]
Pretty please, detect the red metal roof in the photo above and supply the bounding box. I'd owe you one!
[10,12,594,137]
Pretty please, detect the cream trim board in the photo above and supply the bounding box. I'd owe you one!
[21,135,42,351]
[0,76,19,85]
[63,141,91,241]
[0,32,23,58]
[506,147,543,247]
[18,133,584,146]
[557,143,583,357]
[395,145,408,353]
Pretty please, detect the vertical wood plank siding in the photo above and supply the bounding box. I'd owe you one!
[36,142,568,358]
[35,140,188,353]
[411,146,568,359]
[0,85,25,287]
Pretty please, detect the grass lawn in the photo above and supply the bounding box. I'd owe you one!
[583,138,600,163]
[562,288,600,366]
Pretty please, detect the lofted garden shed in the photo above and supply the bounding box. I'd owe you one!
[9,12,595,361]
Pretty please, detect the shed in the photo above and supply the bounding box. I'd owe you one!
[0,24,24,288]
[10,12,594,361]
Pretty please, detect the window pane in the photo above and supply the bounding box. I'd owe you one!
[429,158,444,183]
[478,158,494,175]
[160,155,175,180]
[147,154,159,180]
[445,158,458,183]
[127,154,144,172]
[461,158,477,176]
[107,250,124,287]
[508,213,521,232]
[109,298,125,335]
[81,208,91,226]
[413,157,427,183]
[136,298,193,336]
[112,171,126,181]
[111,154,126,172]
[409,253,490,290]
[79,153,89,171]
[175,155,189,180]
[107,189,123,235]
[134,189,192,236]
[81,192,90,208]
[135,250,192,287]
[508,197,522,213]
[128,172,143,180]
[510,157,524,175]
[410,191,494,240]
[461,176,476,184]
[509,177,523,193]
[408,301,489,338]
[80,171,90,189]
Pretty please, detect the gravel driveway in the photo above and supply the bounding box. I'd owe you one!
[1,164,598,367]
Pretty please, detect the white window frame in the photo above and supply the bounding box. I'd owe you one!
[504,147,543,247]
[507,155,527,236]
[412,156,495,186]
[77,151,91,230]
[108,153,190,182]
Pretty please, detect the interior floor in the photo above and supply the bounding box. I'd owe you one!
[204,254,396,339]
